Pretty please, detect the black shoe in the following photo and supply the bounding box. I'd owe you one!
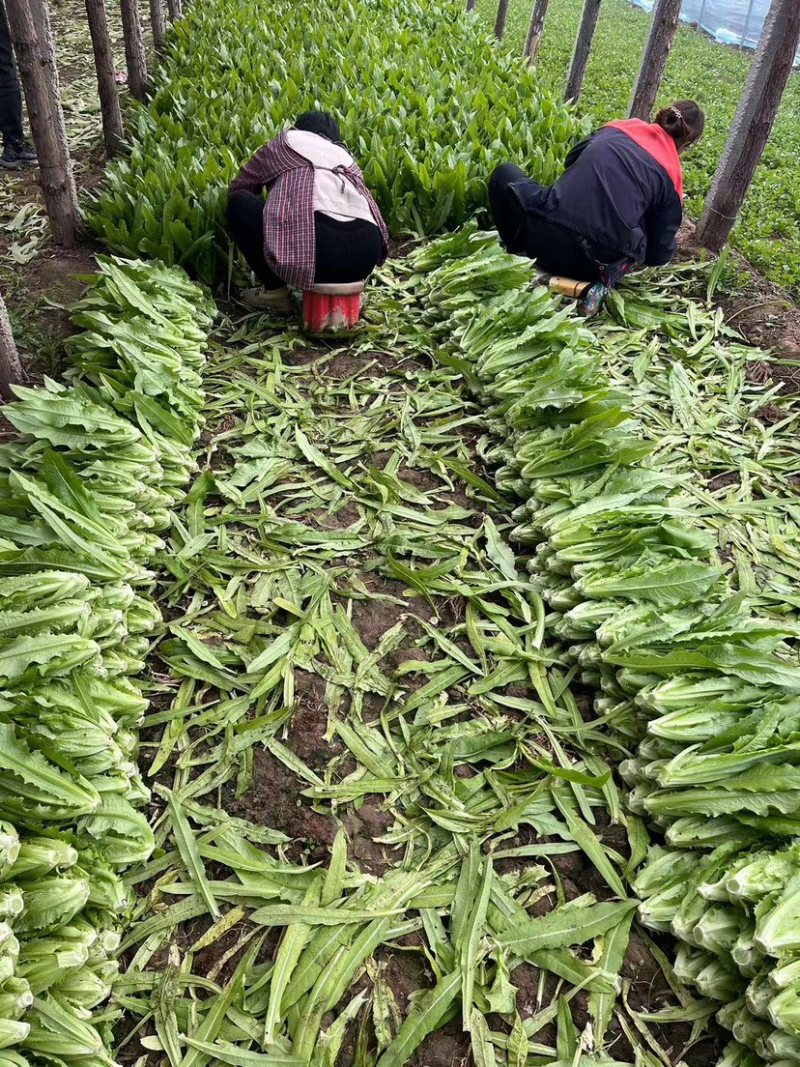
[1,141,38,170]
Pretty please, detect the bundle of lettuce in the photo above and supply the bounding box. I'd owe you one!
[0,258,213,1063]
[410,225,800,1067]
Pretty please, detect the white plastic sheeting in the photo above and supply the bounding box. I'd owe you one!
[629,0,800,66]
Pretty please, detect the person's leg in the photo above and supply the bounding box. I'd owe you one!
[226,190,283,288]
[313,215,383,284]
[519,216,614,316]
[576,257,638,318]
[488,163,529,254]
[598,256,637,288]
[0,0,35,168]
[523,215,602,281]
[0,1,22,146]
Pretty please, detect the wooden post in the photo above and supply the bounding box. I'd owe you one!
[696,0,800,253]
[0,291,23,403]
[466,0,476,10]
[84,0,124,155]
[5,0,80,246]
[525,0,550,62]
[165,0,181,21]
[629,0,683,119]
[149,0,164,49]
[494,0,510,38]
[564,0,602,103]
[120,0,147,99]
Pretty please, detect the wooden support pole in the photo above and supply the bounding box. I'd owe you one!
[149,0,164,49]
[564,0,602,103]
[5,0,80,246]
[629,0,683,119]
[165,0,181,21]
[0,291,23,402]
[120,0,147,99]
[696,0,800,253]
[494,0,510,38]
[466,0,476,10]
[84,0,124,155]
[525,0,550,63]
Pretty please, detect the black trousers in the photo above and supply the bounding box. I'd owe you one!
[227,189,383,289]
[0,0,23,147]
[489,163,623,283]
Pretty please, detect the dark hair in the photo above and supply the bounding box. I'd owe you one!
[655,100,705,152]
[294,110,341,144]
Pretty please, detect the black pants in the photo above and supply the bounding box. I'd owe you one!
[227,189,383,289]
[489,163,628,284]
[0,0,23,147]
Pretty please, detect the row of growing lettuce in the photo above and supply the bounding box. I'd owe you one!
[88,0,586,284]
[0,260,213,1064]
[408,226,800,1067]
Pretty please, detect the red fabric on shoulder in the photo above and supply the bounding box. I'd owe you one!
[605,118,684,201]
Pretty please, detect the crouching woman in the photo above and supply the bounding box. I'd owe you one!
[227,110,389,311]
[488,100,705,313]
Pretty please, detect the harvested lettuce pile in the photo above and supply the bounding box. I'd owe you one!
[0,258,213,1063]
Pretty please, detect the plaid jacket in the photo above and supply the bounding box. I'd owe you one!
[229,131,389,290]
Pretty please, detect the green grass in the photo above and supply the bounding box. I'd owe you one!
[475,0,800,295]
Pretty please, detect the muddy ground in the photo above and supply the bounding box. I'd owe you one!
[678,218,800,369]
[117,335,725,1067]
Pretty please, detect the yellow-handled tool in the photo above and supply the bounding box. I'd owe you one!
[546,276,592,299]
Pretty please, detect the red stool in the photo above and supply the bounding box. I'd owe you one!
[301,282,365,335]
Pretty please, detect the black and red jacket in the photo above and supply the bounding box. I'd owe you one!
[511,119,684,266]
